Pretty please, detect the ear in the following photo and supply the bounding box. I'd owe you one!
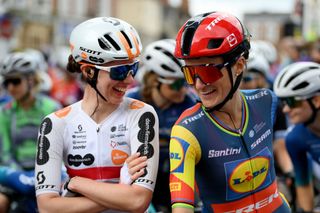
[80,65,94,79]
[312,95,320,109]
[234,56,246,76]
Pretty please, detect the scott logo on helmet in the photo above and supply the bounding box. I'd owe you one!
[80,47,102,55]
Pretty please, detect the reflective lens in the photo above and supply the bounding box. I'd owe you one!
[158,78,186,91]
[181,62,227,85]
[95,61,139,81]
[280,97,303,108]
[3,78,22,88]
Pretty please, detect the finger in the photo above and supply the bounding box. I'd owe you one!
[127,156,147,169]
[125,152,141,164]
[131,168,146,181]
[129,160,147,175]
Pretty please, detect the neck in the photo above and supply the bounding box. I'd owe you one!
[211,91,243,129]
[82,86,118,123]
[151,87,171,109]
[17,92,35,110]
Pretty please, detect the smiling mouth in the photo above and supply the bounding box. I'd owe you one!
[113,87,127,93]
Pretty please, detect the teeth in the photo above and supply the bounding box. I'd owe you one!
[115,87,127,92]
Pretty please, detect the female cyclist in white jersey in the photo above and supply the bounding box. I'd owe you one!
[35,17,159,213]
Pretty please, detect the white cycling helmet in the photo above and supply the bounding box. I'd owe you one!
[142,39,184,78]
[273,61,320,99]
[70,17,142,65]
[1,52,39,76]
[246,52,270,77]
[250,40,277,65]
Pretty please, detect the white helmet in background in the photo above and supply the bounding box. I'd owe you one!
[246,52,270,77]
[0,52,39,76]
[142,39,184,78]
[24,48,48,73]
[273,61,320,99]
[250,40,277,65]
[53,46,70,69]
[70,17,142,65]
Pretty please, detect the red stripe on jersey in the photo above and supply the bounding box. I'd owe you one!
[67,166,121,180]
[170,174,194,205]
[175,103,201,124]
[211,181,283,213]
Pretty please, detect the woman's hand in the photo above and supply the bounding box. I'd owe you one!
[120,152,148,184]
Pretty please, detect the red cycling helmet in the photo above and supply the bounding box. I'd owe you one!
[175,11,250,60]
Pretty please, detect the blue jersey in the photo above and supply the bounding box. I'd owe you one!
[285,124,320,186]
[170,89,291,213]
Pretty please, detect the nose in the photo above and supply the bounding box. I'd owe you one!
[194,76,207,89]
[282,104,290,113]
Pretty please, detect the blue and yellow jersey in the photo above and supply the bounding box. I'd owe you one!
[169,89,291,213]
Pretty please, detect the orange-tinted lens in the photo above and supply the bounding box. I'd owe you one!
[182,64,224,85]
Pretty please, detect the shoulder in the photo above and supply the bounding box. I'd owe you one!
[44,101,81,125]
[175,103,202,125]
[241,88,274,100]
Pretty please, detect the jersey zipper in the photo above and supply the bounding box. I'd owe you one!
[238,129,258,213]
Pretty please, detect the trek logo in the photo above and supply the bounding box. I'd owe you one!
[229,157,269,193]
[79,47,102,55]
[205,14,229,31]
[182,111,204,125]
[245,90,268,100]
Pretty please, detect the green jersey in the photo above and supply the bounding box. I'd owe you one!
[0,95,61,170]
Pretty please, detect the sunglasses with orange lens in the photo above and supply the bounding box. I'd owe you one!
[181,62,228,85]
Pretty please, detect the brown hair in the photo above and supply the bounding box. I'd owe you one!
[141,71,159,103]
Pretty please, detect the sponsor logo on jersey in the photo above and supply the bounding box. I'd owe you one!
[55,106,71,118]
[250,129,271,150]
[170,182,181,192]
[111,149,128,165]
[170,138,189,173]
[130,100,144,109]
[225,148,272,200]
[68,153,95,167]
[245,90,268,100]
[182,111,204,125]
[208,147,241,158]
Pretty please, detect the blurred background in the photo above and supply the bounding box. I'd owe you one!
[0,0,319,62]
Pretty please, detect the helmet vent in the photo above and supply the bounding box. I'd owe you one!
[103,34,121,51]
[292,81,309,90]
[155,46,182,68]
[161,64,175,73]
[285,66,318,87]
[146,55,151,60]
[98,38,111,51]
[181,27,196,56]
[207,39,223,49]
[120,31,133,48]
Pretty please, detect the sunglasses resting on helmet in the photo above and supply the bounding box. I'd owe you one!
[181,61,229,85]
[158,78,186,91]
[280,97,303,108]
[94,61,139,81]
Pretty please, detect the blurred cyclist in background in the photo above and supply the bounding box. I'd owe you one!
[170,11,291,213]
[49,46,83,107]
[0,50,61,213]
[274,61,320,213]
[126,38,197,212]
[35,17,159,213]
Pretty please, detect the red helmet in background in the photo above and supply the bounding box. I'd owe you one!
[175,11,250,60]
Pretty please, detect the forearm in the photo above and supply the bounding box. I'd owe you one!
[273,139,293,173]
[296,184,314,211]
[37,193,105,213]
[69,176,152,212]
[172,207,193,213]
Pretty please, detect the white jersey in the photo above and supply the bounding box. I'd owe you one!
[35,98,159,197]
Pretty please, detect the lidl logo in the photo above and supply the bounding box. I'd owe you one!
[229,157,269,193]
[170,138,189,173]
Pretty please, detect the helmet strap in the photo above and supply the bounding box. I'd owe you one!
[304,98,318,126]
[86,69,108,102]
[205,65,243,112]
